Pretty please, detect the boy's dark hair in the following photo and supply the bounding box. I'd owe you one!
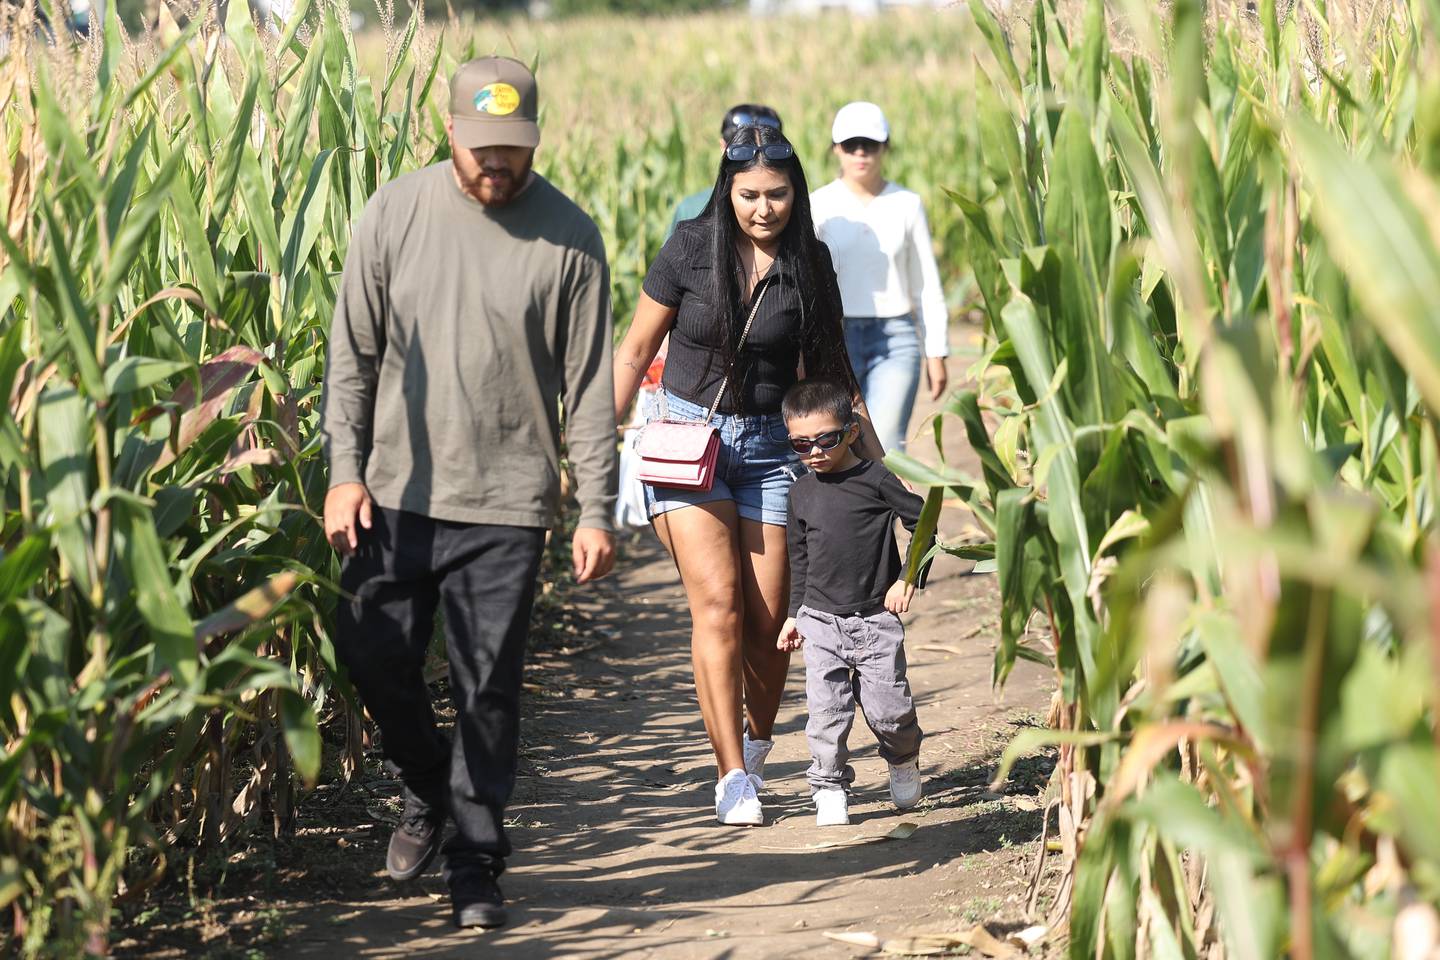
[782,379,854,425]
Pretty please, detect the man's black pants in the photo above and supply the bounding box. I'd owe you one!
[337,507,547,881]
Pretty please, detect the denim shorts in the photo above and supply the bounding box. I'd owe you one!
[642,390,802,526]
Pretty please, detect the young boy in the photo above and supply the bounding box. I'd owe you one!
[777,379,934,826]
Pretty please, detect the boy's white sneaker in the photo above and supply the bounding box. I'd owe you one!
[715,769,764,826]
[889,759,922,810]
[814,788,850,826]
[743,731,774,785]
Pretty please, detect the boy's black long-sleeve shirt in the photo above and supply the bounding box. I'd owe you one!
[785,459,934,618]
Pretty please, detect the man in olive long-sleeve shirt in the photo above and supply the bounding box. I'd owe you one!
[320,57,617,931]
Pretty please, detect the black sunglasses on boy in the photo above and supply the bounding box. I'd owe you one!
[726,142,795,163]
[788,426,852,455]
[839,137,883,155]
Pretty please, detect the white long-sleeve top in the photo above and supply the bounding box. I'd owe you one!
[811,179,950,357]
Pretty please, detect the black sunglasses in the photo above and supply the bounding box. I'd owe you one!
[725,142,795,163]
[728,112,782,132]
[839,137,884,155]
[788,426,851,455]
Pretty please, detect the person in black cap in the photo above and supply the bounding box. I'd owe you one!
[322,55,618,930]
[665,103,783,239]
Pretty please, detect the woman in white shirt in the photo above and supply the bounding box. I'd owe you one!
[811,101,949,452]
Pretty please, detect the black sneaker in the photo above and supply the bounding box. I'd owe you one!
[451,872,507,929]
[385,791,443,882]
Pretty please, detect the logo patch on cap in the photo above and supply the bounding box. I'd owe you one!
[474,82,521,116]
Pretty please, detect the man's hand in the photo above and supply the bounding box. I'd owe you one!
[776,617,803,652]
[885,579,917,615]
[926,357,949,401]
[324,482,374,555]
[572,527,616,584]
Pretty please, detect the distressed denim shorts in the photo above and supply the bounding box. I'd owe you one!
[642,389,802,526]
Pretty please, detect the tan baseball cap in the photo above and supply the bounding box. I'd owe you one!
[449,57,540,149]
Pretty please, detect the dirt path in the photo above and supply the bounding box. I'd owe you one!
[270,351,1054,959]
[113,348,1056,959]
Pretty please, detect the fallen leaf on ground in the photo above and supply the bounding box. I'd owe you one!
[880,926,1020,958]
[914,644,967,657]
[824,931,881,948]
[805,821,918,850]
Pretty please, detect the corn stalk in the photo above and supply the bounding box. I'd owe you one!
[890,0,1440,955]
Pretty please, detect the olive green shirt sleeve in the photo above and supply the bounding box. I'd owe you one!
[322,196,386,490]
[562,237,619,533]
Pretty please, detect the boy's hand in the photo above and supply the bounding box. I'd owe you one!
[776,617,803,652]
[885,580,916,615]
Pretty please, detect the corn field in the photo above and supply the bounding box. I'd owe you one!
[888,0,1440,955]
[0,3,979,955]
[8,0,1440,952]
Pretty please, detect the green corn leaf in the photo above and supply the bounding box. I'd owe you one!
[1045,104,1113,290]
[279,688,322,787]
[903,487,943,586]
[967,0,1023,99]
[105,357,191,396]
[102,147,186,306]
[167,164,224,316]
[105,119,156,245]
[210,67,261,235]
[112,497,196,682]
[37,386,94,599]
[280,149,339,306]
[0,538,50,607]
[37,203,107,400]
[34,70,104,205]
[1291,116,1440,413]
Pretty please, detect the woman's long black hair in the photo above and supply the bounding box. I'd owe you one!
[696,124,858,398]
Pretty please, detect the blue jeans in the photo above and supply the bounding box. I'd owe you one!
[845,314,922,453]
[642,390,802,526]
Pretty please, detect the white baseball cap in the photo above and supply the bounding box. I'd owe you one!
[831,101,890,144]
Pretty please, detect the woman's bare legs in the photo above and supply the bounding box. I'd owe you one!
[652,502,747,774]
[737,518,791,740]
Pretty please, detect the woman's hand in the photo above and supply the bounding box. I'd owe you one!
[926,357,949,401]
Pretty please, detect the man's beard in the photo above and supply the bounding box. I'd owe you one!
[465,156,534,207]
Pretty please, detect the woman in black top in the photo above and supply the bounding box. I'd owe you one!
[614,124,884,825]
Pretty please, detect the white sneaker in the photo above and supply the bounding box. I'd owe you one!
[889,759,922,810]
[814,788,850,826]
[715,769,764,825]
[743,732,774,785]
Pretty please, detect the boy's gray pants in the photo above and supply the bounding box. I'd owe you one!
[798,604,922,793]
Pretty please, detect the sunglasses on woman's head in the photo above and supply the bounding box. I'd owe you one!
[728,112,782,132]
[725,142,795,163]
[788,426,851,455]
[840,137,883,155]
